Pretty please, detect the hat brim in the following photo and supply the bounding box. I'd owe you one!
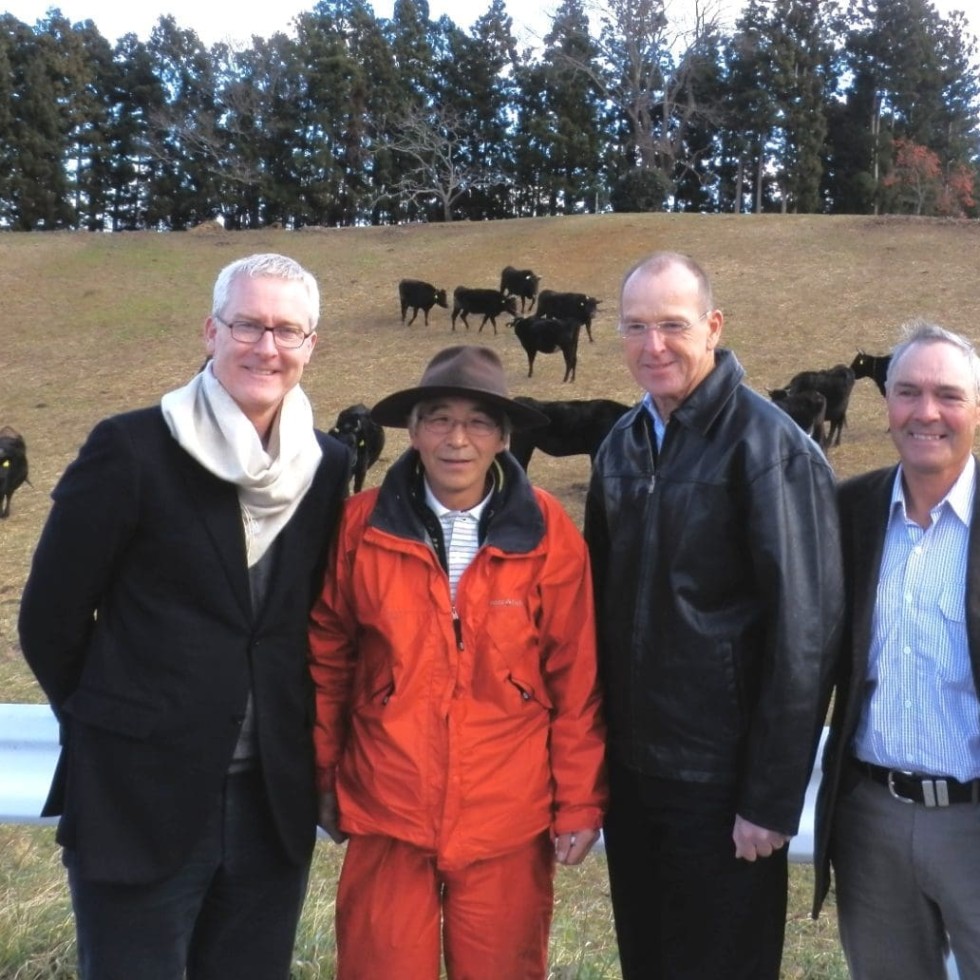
[371,385,549,430]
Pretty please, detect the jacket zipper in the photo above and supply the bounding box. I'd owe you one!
[451,603,465,650]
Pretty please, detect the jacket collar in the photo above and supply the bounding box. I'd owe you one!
[615,347,746,446]
[369,449,545,554]
[670,347,745,437]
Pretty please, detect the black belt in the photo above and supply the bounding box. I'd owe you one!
[855,759,980,807]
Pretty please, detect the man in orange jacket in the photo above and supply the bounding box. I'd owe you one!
[308,345,607,980]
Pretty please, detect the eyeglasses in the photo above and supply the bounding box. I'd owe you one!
[420,414,500,437]
[214,313,313,349]
[618,310,710,342]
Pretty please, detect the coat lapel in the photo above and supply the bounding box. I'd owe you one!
[965,458,980,691]
[847,468,894,721]
[171,446,252,622]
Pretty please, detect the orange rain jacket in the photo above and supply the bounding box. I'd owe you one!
[308,451,607,871]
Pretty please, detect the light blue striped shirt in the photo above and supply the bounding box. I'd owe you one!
[423,481,490,601]
[853,457,980,780]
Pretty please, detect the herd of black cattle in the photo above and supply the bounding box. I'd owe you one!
[399,267,600,384]
[0,272,892,517]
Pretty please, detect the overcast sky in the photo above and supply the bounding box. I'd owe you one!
[2,0,976,48]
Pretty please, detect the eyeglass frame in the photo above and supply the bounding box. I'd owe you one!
[417,412,503,438]
[617,309,711,342]
[213,312,314,349]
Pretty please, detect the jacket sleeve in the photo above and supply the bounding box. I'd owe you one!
[738,449,844,835]
[307,502,361,794]
[535,492,608,835]
[18,417,140,716]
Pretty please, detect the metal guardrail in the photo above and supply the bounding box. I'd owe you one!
[0,702,58,824]
[0,703,829,847]
[0,704,960,977]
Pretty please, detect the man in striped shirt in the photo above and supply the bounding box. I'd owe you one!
[815,321,980,979]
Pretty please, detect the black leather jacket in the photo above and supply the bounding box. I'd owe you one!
[585,349,844,834]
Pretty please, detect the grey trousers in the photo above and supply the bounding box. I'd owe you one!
[831,770,980,980]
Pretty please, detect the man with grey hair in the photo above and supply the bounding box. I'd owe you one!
[814,320,980,979]
[586,251,843,979]
[19,253,349,979]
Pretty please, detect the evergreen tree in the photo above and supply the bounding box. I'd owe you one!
[435,1,518,219]
[144,16,221,229]
[109,34,165,229]
[0,14,73,229]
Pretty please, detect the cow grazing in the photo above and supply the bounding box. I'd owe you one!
[451,287,519,334]
[507,397,631,471]
[328,404,385,493]
[512,316,583,383]
[769,388,828,448]
[398,279,448,326]
[499,266,540,312]
[0,426,29,518]
[783,364,856,447]
[850,351,891,397]
[535,290,601,342]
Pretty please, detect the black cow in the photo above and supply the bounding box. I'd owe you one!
[850,351,891,397]
[499,266,540,312]
[535,290,601,342]
[451,287,519,334]
[512,316,582,382]
[328,404,385,493]
[769,388,828,448]
[0,426,29,518]
[783,364,856,447]
[507,397,630,471]
[398,279,448,326]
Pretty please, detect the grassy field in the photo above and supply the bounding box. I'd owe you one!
[3,212,979,977]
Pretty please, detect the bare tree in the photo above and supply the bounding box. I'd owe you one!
[386,105,496,221]
[563,0,725,200]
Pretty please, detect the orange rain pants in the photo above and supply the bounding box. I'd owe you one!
[335,832,556,980]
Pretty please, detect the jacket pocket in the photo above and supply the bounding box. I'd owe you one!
[352,677,395,710]
[507,673,554,711]
[62,688,160,740]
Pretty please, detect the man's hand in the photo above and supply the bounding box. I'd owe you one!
[317,791,348,844]
[555,828,600,866]
[732,814,789,861]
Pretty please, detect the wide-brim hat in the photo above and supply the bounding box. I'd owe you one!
[371,345,548,430]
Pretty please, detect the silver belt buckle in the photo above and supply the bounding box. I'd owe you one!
[926,779,950,807]
[887,769,917,804]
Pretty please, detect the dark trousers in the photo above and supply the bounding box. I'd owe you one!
[66,769,312,980]
[604,761,787,980]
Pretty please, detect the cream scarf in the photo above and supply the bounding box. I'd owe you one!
[160,364,323,567]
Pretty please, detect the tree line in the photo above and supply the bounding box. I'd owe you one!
[2,0,977,231]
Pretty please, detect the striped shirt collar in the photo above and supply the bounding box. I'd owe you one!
[891,455,976,528]
[423,479,493,522]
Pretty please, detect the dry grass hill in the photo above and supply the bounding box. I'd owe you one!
[2,212,978,977]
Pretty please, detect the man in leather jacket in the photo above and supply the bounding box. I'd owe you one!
[584,251,844,980]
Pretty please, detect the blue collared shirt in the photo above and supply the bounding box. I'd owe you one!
[641,393,667,451]
[853,456,980,780]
